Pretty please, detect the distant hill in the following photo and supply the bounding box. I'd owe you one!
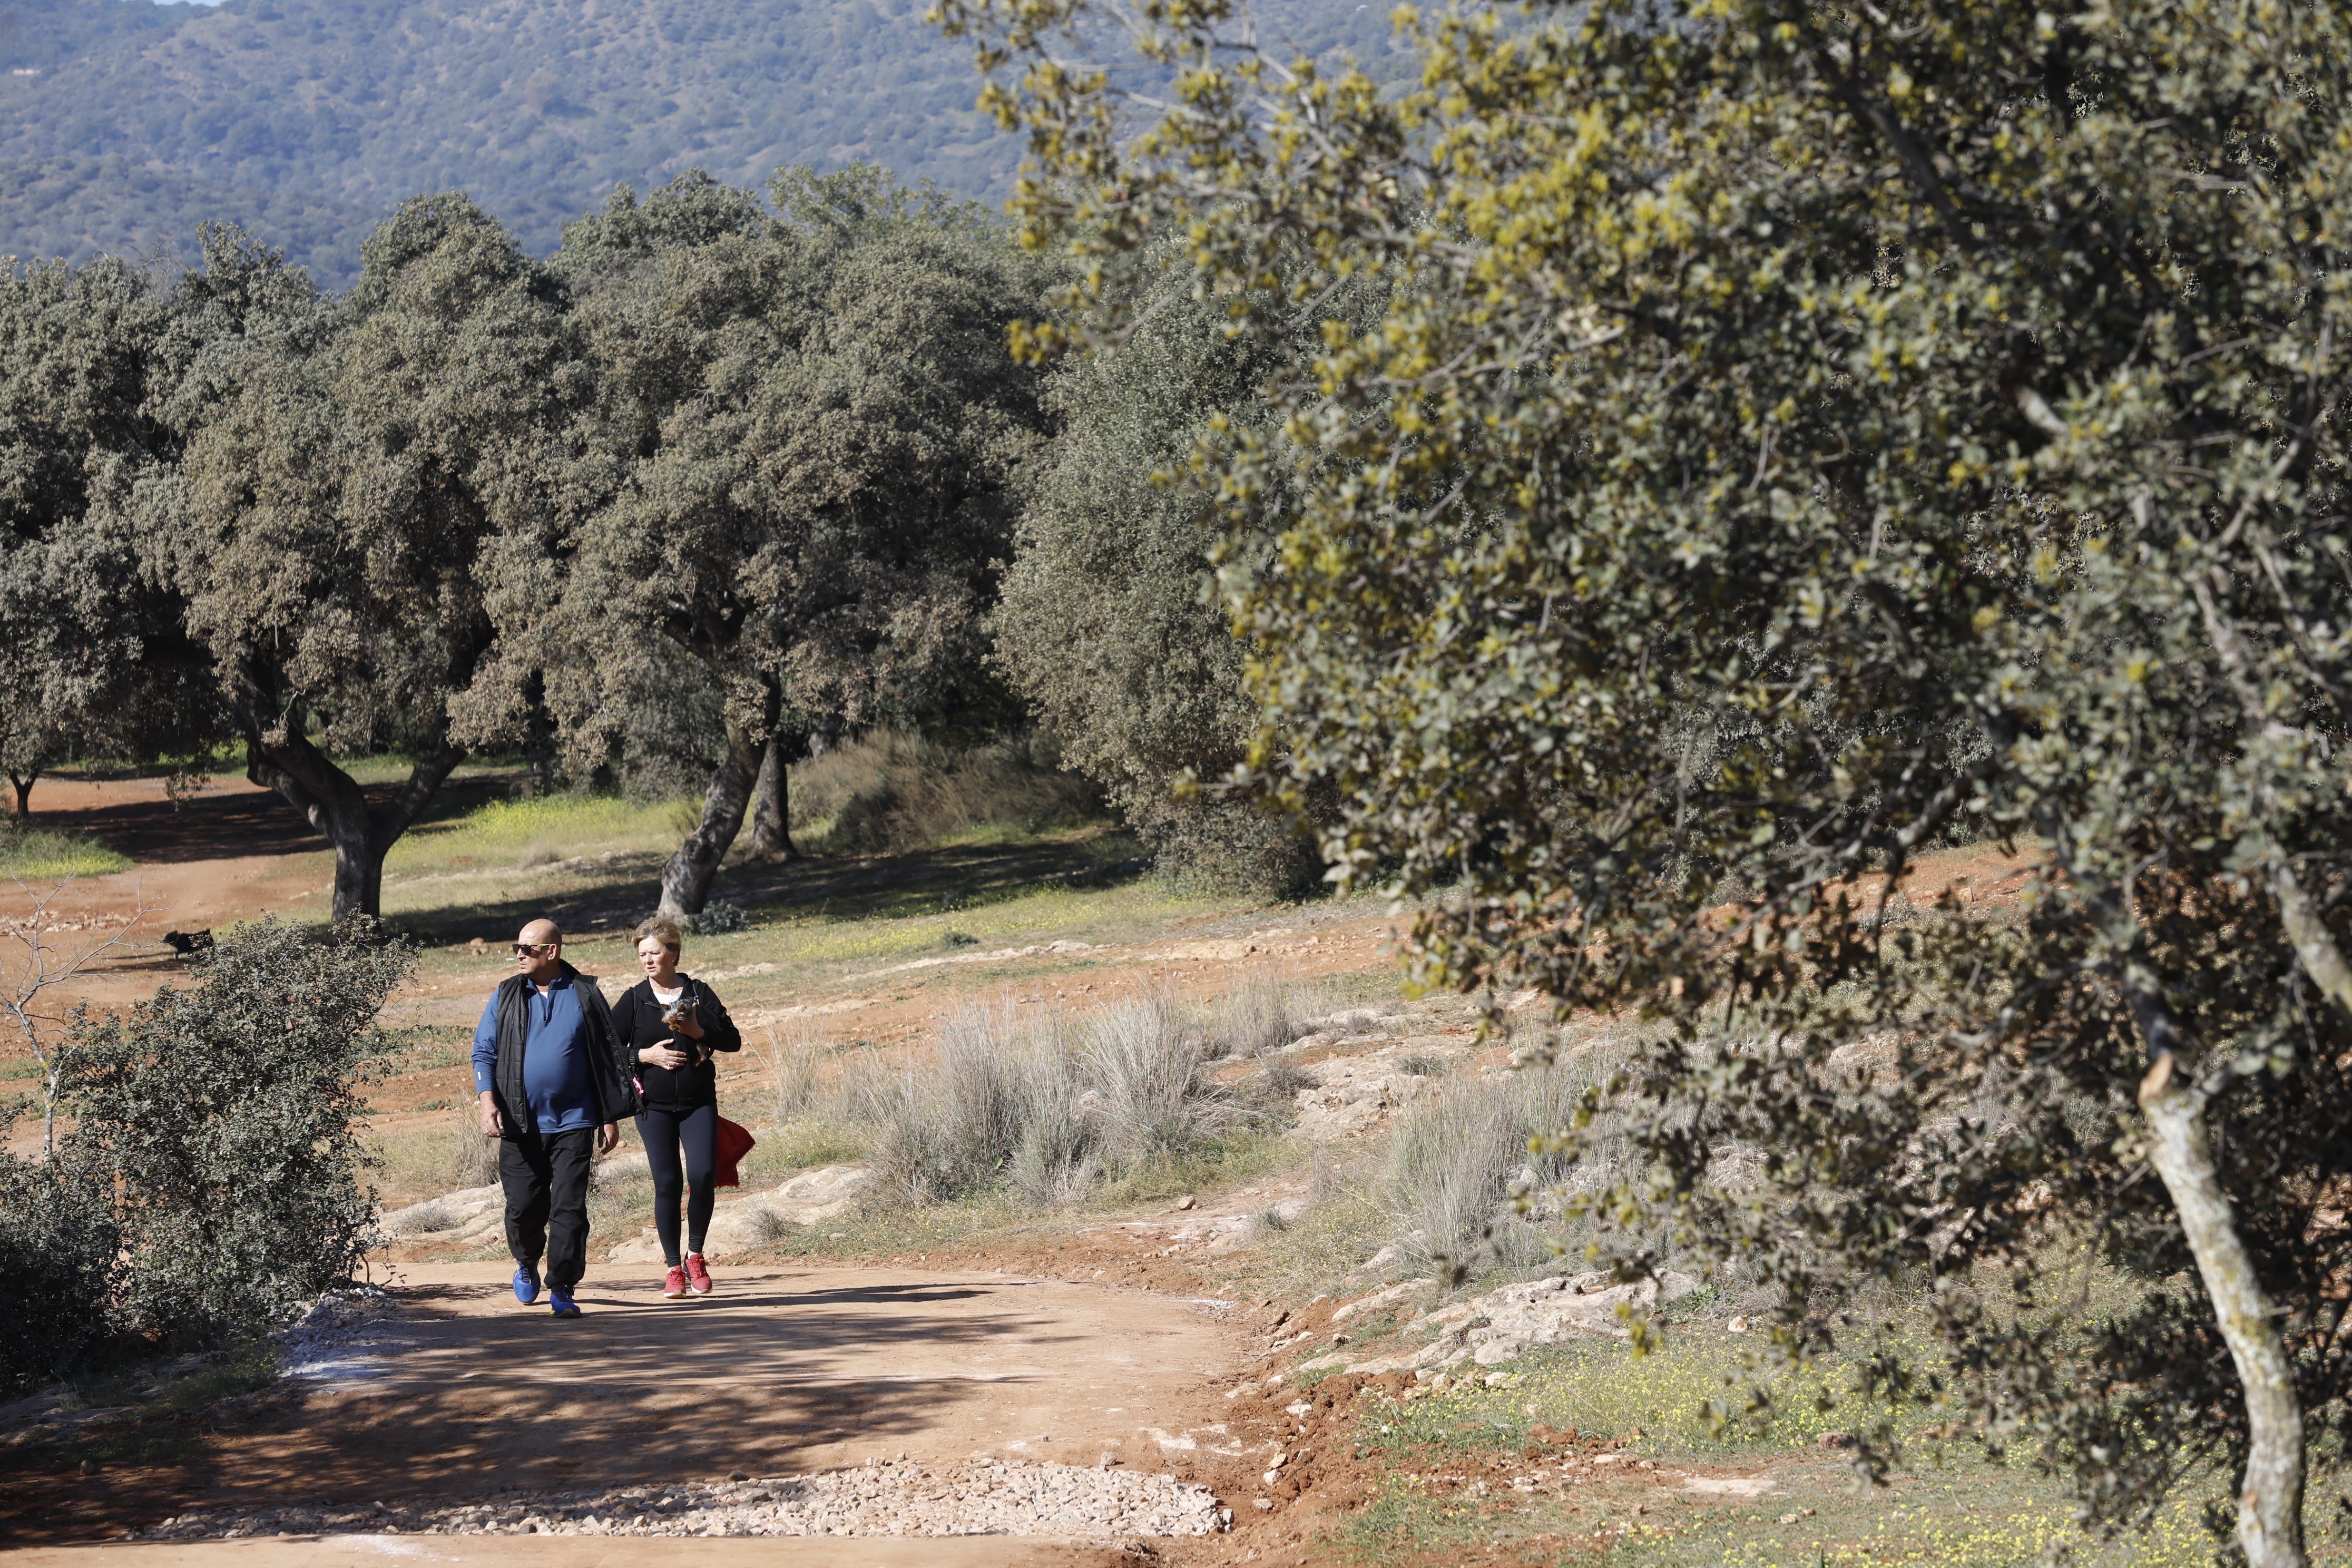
[0,0,1409,287]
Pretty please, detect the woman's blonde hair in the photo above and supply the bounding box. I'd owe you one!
[634,916,684,956]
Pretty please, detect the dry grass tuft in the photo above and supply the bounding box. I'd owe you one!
[851,994,1246,1207]
[1384,1048,1632,1278]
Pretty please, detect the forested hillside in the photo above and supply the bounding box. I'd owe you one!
[0,0,1405,285]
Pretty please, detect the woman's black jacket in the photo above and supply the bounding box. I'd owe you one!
[610,973,742,1113]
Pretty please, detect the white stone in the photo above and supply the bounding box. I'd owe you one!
[1287,1039,1467,1141]
[614,1164,877,1263]
[378,1183,502,1239]
[1331,1281,1427,1325]
[1330,1269,1705,1376]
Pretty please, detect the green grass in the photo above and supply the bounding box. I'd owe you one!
[1338,1457,2235,1568]
[1329,1325,2332,1567]
[680,874,1223,974]
[0,819,132,879]
[1366,1331,1932,1459]
[386,792,687,872]
[743,1118,869,1175]
[1608,1486,2228,1567]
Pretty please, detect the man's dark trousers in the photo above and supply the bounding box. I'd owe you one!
[501,1128,595,1293]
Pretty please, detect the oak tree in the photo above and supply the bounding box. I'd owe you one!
[543,167,1048,915]
[160,207,589,919]
[944,0,2352,1557]
[0,256,213,814]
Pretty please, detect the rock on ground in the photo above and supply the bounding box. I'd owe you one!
[1077,1193,1311,1259]
[1302,1269,1706,1375]
[381,1148,663,1244]
[1287,1040,1471,1142]
[377,1182,503,1241]
[611,1163,878,1262]
[130,1461,1225,1542]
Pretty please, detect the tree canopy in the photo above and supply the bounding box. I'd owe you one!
[939,0,2352,1558]
[155,200,587,919]
[0,253,214,815]
[526,166,1051,914]
[991,244,1357,894]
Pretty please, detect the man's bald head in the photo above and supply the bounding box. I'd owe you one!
[515,918,564,984]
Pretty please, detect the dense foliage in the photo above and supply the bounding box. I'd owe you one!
[0,919,410,1391]
[0,1131,119,1397]
[0,164,1076,917]
[0,0,1410,288]
[535,168,1052,911]
[160,202,586,916]
[942,0,2352,1558]
[0,255,213,815]
[993,256,1332,893]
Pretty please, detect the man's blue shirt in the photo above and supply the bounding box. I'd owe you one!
[473,975,600,1135]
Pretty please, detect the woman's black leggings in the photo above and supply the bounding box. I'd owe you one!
[638,1104,717,1267]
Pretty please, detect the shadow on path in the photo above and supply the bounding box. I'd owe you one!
[0,1265,1242,1546]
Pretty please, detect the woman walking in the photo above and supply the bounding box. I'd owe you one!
[612,916,743,1298]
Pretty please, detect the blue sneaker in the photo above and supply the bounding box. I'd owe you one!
[512,1261,541,1306]
[550,1291,581,1318]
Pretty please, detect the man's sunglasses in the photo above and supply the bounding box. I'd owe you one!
[512,942,557,956]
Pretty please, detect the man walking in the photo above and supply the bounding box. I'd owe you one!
[473,918,638,1317]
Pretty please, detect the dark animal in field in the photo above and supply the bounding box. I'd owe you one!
[162,930,214,956]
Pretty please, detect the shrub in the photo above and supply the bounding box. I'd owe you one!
[683,899,746,935]
[0,1132,119,1397]
[62,917,412,1346]
[757,1027,832,1123]
[749,1027,904,1175]
[859,1004,1034,1203]
[1253,1048,1315,1106]
[988,248,1354,898]
[1005,1026,1101,1207]
[447,1101,499,1190]
[1203,966,1331,1059]
[1084,994,1234,1170]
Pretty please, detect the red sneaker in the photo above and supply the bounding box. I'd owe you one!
[662,1265,688,1299]
[685,1253,713,1296]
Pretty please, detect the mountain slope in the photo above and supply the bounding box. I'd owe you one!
[0,0,1408,286]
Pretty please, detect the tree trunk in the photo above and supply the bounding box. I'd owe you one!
[246,726,465,922]
[7,770,33,820]
[2139,1054,2307,1568]
[746,732,796,864]
[658,733,761,917]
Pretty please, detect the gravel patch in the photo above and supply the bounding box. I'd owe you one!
[132,1460,1229,1541]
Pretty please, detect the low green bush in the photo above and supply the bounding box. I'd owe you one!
[62,917,411,1347]
[0,1135,120,1398]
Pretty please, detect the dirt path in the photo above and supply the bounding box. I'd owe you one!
[4,1262,1256,1557]
[8,1542,1115,1567]
[2,775,331,1022]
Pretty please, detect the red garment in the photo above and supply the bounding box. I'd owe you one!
[713,1115,757,1189]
